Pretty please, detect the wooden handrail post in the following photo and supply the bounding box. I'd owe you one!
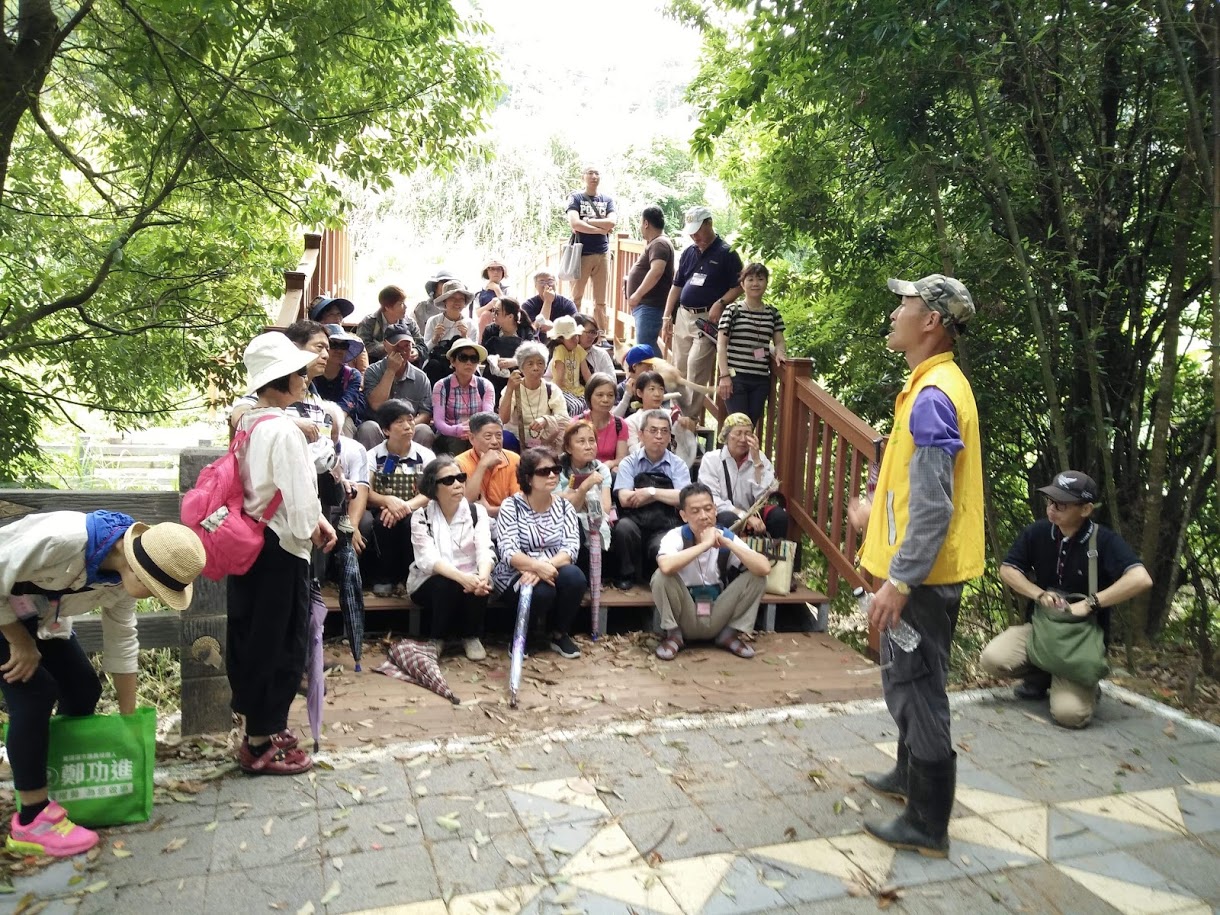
[776,358,812,506]
[178,448,233,736]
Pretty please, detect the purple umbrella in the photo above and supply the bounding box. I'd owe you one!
[508,582,534,709]
[306,582,328,752]
[588,528,603,640]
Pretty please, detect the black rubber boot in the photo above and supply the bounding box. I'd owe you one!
[1013,668,1051,700]
[863,741,909,801]
[864,752,956,858]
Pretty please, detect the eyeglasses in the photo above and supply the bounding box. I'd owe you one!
[453,352,480,364]
[643,426,671,437]
[435,472,469,486]
[1043,498,1073,511]
[532,466,561,477]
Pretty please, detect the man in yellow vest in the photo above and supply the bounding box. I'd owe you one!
[846,273,984,858]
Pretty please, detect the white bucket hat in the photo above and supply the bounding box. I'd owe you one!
[244,332,319,393]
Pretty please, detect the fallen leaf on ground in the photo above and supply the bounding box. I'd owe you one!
[320,882,341,906]
[163,838,188,854]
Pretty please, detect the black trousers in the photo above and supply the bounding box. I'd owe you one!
[412,575,487,640]
[0,618,102,792]
[509,565,586,636]
[610,518,667,582]
[226,529,310,736]
[882,583,962,763]
[366,514,415,587]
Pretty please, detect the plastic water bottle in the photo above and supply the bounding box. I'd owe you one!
[853,587,922,652]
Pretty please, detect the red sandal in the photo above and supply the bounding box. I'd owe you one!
[239,739,312,775]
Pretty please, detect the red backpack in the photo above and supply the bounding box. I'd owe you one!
[181,415,283,581]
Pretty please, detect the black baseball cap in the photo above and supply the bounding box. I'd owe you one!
[1038,470,1099,504]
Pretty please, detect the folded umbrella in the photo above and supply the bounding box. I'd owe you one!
[588,527,603,640]
[306,583,328,752]
[508,582,533,708]
[376,639,459,704]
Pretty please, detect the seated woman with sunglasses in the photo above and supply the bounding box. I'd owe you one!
[407,456,494,661]
[492,448,587,659]
[430,338,494,455]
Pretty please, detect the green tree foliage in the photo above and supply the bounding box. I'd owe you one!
[0,0,498,478]
[679,0,1216,639]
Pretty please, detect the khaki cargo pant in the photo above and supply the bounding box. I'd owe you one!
[980,623,1097,729]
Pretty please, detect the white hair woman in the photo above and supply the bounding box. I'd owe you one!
[499,341,568,452]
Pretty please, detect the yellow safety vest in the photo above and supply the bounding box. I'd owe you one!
[860,351,985,585]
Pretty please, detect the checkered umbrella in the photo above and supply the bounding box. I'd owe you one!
[333,535,365,669]
[376,639,459,704]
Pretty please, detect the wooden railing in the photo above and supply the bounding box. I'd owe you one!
[274,227,354,328]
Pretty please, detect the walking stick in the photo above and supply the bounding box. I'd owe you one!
[728,479,781,534]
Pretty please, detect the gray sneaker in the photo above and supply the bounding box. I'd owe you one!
[463,638,487,661]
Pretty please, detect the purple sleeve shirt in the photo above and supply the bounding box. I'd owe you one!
[908,387,963,458]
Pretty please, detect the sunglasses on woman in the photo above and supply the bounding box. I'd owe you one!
[453,351,480,364]
[435,472,469,486]
[532,465,561,477]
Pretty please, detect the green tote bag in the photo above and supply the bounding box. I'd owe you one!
[43,708,157,827]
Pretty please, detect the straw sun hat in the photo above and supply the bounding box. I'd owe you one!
[122,522,206,611]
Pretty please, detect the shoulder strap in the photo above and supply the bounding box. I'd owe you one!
[239,414,284,524]
[1087,525,1098,596]
[721,456,733,502]
[614,416,622,435]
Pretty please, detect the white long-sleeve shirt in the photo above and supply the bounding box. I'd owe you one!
[696,446,777,517]
[237,409,321,560]
[406,499,493,593]
[0,512,138,674]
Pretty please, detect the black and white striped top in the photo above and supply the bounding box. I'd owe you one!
[719,304,785,378]
[492,493,581,592]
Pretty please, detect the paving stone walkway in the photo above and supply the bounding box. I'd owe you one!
[4,684,1220,915]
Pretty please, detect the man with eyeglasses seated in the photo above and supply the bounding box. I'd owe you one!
[651,483,771,661]
[979,470,1151,729]
[610,410,691,591]
[455,413,521,522]
[430,338,494,455]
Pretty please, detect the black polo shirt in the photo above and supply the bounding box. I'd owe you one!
[1003,518,1142,635]
[673,236,744,312]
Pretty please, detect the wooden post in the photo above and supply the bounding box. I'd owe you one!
[178,448,233,736]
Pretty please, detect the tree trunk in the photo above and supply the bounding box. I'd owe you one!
[1132,168,1193,638]
[964,75,1070,470]
[0,0,61,201]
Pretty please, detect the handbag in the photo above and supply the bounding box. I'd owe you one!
[41,708,156,826]
[372,469,420,500]
[1026,527,1108,687]
[1027,601,1109,687]
[558,234,583,281]
[744,536,797,595]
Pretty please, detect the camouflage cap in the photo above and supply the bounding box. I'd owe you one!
[887,274,975,336]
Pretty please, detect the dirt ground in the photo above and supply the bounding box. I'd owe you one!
[288,630,883,752]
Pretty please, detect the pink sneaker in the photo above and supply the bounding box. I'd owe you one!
[6,802,99,858]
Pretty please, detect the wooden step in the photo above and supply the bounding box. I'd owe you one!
[319,583,830,635]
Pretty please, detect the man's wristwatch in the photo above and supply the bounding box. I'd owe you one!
[888,578,911,596]
[648,486,657,498]
[1086,594,1101,612]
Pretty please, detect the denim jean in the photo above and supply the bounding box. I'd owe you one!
[632,304,664,353]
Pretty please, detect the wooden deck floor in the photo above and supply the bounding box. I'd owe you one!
[288,629,881,752]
